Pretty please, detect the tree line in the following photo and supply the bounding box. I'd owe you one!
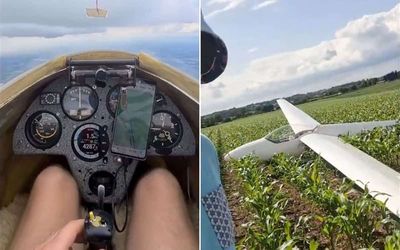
[201,70,400,128]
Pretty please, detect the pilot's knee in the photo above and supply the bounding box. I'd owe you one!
[33,165,77,191]
[134,168,180,198]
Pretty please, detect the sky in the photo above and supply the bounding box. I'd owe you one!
[0,0,198,38]
[0,0,199,79]
[201,0,400,115]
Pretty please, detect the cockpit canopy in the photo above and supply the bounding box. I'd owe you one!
[265,125,295,143]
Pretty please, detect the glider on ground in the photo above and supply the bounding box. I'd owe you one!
[225,99,400,217]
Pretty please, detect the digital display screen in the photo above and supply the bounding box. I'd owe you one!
[112,82,155,159]
[78,127,99,155]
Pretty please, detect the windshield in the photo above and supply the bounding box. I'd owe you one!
[265,125,295,143]
[0,0,199,84]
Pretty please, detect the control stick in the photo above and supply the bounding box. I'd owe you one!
[84,185,113,249]
[97,184,105,210]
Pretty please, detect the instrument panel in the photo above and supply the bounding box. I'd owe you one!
[13,63,196,204]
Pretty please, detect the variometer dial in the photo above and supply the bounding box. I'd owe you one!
[26,111,61,149]
[72,123,109,162]
[150,111,183,149]
[62,85,98,121]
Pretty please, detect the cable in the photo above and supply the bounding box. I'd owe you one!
[186,165,192,202]
[112,162,129,233]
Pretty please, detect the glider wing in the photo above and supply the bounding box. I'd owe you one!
[300,133,400,217]
[316,120,397,136]
[277,99,320,134]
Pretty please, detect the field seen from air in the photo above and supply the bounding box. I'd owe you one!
[203,79,400,249]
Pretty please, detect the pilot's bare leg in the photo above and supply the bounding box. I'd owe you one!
[9,165,83,250]
[126,167,198,250]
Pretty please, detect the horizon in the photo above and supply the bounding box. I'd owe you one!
[202,69,399,117]
[0,36,199,84]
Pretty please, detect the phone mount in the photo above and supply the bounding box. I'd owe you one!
[67,58,139,87]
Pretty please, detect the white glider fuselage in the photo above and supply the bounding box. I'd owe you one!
[224,137,305,161]
[225,120,397,161]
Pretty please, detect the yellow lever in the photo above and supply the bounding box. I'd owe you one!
[89,211,95,221]
[88,211,105,227]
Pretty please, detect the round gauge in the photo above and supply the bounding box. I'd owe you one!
[72,124,109,162]
[62,85,98,121]
[106,85,121,116]
[25,111,61,149]
[150,111,183,149]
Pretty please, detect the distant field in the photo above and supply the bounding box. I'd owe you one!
[204,80,400,150]
[334,79,400,99]
[203,81,400,249]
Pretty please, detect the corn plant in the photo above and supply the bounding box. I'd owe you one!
[384,230,400,250]
[204,86,400,248]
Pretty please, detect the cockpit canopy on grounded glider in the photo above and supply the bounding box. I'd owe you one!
[264,125,295,143]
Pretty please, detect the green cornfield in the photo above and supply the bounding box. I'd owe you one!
[203,80,400,249]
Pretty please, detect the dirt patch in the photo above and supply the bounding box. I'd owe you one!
[275,180,331,247]
[221,167,249,241]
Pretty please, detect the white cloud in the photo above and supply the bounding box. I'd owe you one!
[248,47,259,53]
[205,0,278,17]
[207,82,226,98]
[252,0,278,10]
[206,0,246,18]
[0,23,198,56]
[202,4,400,114]
[0,0,199,37]
[0,23,104,37]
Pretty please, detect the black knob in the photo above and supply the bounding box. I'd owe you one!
[95,69,108,87]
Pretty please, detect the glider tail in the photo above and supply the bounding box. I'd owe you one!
[277,99,320,134]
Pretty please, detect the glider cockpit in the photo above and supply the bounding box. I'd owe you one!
[264,125,295,143]
[11,57,196,204]
[0,51,199,248]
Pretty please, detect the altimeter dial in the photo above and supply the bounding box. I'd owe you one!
[150,111,183,149]
[26,111,61,149]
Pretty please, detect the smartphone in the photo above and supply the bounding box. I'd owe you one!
[111,81,156,159]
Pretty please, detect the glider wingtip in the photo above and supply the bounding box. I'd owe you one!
[223,153,233,161]
[277,98,289,105]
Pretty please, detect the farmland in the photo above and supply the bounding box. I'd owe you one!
[203,80,400,249]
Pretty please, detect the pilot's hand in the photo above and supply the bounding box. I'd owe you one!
[34,219,85,250]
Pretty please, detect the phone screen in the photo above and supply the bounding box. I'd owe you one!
[111,81,156,159]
